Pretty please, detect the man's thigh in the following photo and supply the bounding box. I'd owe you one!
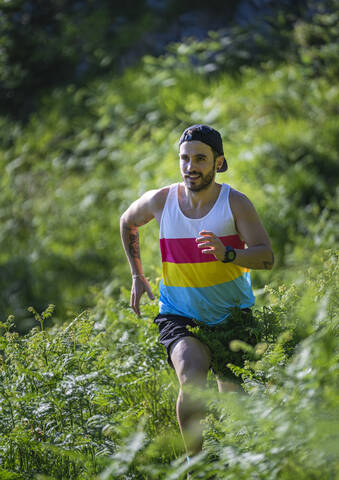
[153,313,198,367]
[170,336,211,386]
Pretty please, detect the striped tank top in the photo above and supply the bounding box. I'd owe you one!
[159,182,255,325]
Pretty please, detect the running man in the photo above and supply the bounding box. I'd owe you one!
[120,124,274,458]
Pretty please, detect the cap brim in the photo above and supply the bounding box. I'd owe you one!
[217,157,228,172]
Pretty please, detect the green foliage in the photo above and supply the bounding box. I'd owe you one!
[187,250,339,385]
[0,299,180,478]
[0,0,153,117]
[0,469,23,480]
[2,0,327,119]
[0,3,338,477]
[1,0,339,325]
[186,308,274,381]
[0,252,338,479]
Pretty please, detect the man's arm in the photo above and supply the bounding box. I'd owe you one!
[120,187,168,315]
[196,190,274,270]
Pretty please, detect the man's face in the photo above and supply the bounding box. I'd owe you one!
[179,141,220,192]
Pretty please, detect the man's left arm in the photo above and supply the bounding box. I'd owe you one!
[196,190,274,270]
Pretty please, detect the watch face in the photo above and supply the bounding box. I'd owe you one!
[228,250,236,261]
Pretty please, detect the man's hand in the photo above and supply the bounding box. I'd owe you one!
[196,230,225,261]
[130,276,155,316]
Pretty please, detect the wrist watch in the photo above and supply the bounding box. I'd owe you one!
[222,245,237,263]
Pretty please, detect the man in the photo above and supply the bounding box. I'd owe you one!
[120,124,274,459]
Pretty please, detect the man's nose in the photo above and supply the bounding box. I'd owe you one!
[186,159,197,170]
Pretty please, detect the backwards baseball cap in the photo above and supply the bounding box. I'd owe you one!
[179,124,228,172]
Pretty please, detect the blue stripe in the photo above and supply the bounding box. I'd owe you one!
[159,272,255,325]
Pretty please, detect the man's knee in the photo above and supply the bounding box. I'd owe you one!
[179,367,207,386]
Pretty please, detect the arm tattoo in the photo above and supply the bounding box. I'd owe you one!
[127,229,140,259]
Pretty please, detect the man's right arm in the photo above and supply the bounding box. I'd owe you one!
[120,187,168,316]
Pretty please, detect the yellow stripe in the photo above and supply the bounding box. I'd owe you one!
[162,261,249,288]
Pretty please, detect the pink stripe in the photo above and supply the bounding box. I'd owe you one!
[160,235,245,264]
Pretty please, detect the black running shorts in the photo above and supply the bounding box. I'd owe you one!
[153,314,197,368]
[153,309,256,378]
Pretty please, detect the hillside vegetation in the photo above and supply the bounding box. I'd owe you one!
[0,253,338,479]
[1,1,338,327]
[0,0,338,478]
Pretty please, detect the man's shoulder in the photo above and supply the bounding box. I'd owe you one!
[229,187,255,215]
[229,187,253,203]
[229,188,255,220]
[141,184,172,215]
[145,184,171,203]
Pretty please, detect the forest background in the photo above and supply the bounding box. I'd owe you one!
[0,0,338,479]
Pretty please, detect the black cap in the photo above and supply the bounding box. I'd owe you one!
[179,124,228,172]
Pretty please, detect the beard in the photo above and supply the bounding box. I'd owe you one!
[183,165,215,192]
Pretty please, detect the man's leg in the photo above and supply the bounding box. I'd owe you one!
[216,377,243,393]
[170,336,211,457]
